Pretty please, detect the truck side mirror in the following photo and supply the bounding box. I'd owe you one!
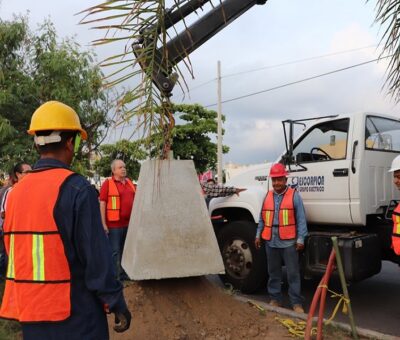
[385,200,400,220]
[282,153,295,165]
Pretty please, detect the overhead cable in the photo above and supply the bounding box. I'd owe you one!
[204,55,391,107]
[182,44,378,94]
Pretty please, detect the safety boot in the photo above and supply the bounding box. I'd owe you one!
[292,304,304,313]
[269,300,282,307]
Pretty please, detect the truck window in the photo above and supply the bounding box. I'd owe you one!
[365,115,400,152]
[292,118,349,163]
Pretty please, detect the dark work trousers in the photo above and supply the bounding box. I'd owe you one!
[205,197,212,209]
[265,244,303,306]
[108,226,129,280]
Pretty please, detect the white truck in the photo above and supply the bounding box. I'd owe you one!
[210,112,400,292]
[131,0,400,291]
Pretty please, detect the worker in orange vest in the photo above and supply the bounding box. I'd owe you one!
[255,163,308,314]
[389,155,400,255]
[0,101,131,339]
[99,159,136,280]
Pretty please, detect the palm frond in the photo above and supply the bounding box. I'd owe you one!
[81,0,204,157]
[372,0,400,100]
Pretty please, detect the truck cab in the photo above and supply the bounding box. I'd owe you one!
[287,112,400,225]
[210,112,400,293]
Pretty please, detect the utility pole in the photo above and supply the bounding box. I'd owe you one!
[217,60,223,184]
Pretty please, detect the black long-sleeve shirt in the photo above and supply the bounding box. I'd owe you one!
[21,158,127,340]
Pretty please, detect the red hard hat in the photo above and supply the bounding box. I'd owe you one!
[269,163,288,178]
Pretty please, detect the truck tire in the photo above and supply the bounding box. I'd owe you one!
[217,221,267,293]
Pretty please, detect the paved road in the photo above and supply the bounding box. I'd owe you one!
[209,261,400,337]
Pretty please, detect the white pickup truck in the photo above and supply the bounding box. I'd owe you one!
[210,112,400,292]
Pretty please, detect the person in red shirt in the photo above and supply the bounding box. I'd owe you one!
[99,159,136,280]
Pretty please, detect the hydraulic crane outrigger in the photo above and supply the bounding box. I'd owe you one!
[132,0,267,98]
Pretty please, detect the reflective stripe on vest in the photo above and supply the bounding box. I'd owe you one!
[106,177,136,222]
[261,190,274,240]
[6,234,15,279]
[0,168,73,322]
[261,187,297,241]
[392,205,400,255]
[32,234,45,281]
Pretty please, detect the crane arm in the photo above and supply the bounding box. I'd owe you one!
[133,0,267,96]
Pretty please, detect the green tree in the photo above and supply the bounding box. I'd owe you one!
[372,1,400,100]
[96,103,228,178]
[95,140,147,180]
[0,17,114,174]
[171,104,229,173]
[145,103,229,173]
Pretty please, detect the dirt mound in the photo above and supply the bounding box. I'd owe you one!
[109,277,287,339]
[109,277,353,340]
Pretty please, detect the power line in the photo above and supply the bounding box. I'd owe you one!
[183,78,216,93]
[111,51,388,132]
[222,44,378,79]
[180,44,378,95]
[204,55,391,107]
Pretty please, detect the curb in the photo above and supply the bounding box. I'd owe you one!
[234,295,400,340]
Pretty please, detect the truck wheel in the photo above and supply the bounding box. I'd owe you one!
[217,221,267,293]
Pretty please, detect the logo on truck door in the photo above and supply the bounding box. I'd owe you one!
[290,175,325,193]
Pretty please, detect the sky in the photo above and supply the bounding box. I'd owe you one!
[1,0,397,165]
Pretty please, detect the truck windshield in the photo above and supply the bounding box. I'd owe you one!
[365,115,400,152]
[292,118,349,163]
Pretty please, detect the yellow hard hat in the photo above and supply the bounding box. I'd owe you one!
[28,101,87,140]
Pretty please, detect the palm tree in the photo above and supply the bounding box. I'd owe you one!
[80,0,197,158]
[373,0,400,101]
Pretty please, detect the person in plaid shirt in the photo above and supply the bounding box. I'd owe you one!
[201,178,246,208]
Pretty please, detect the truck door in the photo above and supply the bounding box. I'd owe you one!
[288,118,352,224]
[353,114,400,225]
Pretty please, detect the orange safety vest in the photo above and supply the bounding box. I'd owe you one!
[106,177,136,222]
[0,168,73,322]
[392,204,400,255]
[261,187,297,241]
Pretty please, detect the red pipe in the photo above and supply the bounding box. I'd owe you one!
[316,249,336,340]
[305,275,324,339]
[304,249,336,340]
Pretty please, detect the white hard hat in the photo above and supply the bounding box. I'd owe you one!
[389,155,400,172]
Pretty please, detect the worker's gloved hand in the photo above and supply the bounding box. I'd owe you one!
[113,308,132,333]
